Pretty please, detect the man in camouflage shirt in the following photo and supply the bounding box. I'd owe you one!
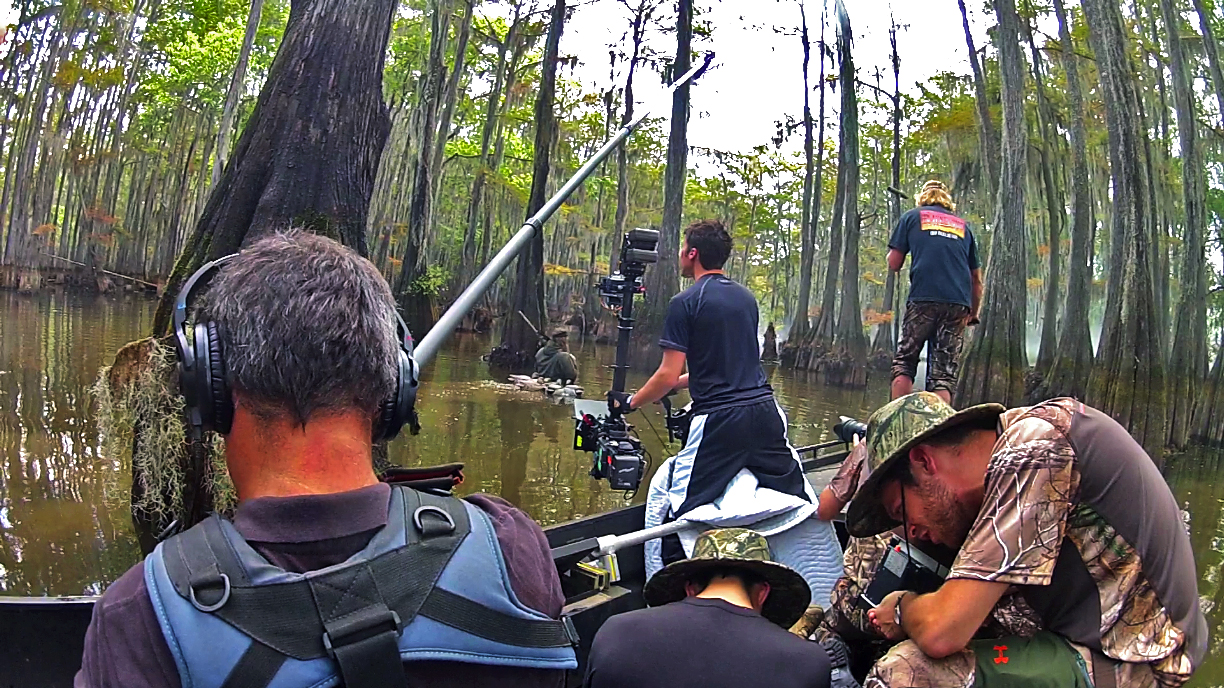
[843,392,1207,688]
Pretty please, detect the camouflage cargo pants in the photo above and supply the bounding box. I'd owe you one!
[891,301,969,393]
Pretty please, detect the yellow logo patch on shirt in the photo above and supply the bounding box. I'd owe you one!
[920,210,966,239]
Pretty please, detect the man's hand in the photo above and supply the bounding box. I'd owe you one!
[607,390,634,415]
[867,590,910,641]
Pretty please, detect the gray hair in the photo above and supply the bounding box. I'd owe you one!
[199,230,399,426]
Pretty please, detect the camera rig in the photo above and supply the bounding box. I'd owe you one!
[573,228,660,492]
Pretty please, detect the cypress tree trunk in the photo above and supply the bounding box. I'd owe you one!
[1023,13,1063,377]
[1189,0,1224,129]
[496,0,564,363]
[1082,0,1166,456]
[822,1,866,388]
[958,0,999,205]
[212,0,265,188]
[1161,0,1208,449]
[1040,0,1095,401]
[123,0,398,547]
[392,0,451,335]
[152,0,397,334]
[955,0,1028,407]
[641,0,691,339]
[611,4,650,272]
[459,9,520,287]
[792,0,817,339]
[871,22,902,358]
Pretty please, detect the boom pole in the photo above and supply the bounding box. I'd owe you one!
[413,53,715,368]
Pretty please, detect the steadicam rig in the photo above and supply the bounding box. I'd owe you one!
[573,228,660,493]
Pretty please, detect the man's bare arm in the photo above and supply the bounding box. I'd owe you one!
[629,349,687,410]
[887,248,906,272]
[969,268,984,323]
[871,578,1009,658]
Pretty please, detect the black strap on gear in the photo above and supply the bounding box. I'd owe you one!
[163,487,575,688]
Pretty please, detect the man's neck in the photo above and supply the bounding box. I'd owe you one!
[694,577,755,611]
[691,266,724,281]
[225,404,379,501]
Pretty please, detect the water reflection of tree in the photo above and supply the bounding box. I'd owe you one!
[497,399,536,509]
[0,292,147,594]
[1165,449,1224,663]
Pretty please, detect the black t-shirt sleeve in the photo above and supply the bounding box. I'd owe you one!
[659,295,690,352]
[968,228,980,270]
[888,212,911,253]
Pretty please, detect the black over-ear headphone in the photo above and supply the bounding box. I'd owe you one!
[172,255,420,440]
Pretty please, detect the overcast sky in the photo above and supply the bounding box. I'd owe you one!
[0,0,992,155]
[559,0,992,155]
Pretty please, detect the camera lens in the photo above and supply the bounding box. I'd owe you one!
[833,417,868,443]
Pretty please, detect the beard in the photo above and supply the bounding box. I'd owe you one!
[915,476,977,547]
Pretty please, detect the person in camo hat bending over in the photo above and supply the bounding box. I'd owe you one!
[886,181,981,403]
[584,528,838,688]
[845,392,1206,688]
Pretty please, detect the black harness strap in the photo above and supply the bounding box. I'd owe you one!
[418,587,575,648]
[219,642,287,688]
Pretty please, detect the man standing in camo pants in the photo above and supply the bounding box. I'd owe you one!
[886,180,981,404]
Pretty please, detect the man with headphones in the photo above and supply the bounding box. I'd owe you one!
[76,231,577,688]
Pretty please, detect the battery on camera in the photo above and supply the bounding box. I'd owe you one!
[859,536,951,609]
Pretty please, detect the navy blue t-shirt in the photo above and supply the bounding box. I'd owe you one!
[889,205,980,307]
[660,274,773,414]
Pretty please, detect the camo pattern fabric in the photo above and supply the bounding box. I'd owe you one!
[825,533,895,638]
[890,301,969,391]
[948,399,1194,688]
[690,527,774,561]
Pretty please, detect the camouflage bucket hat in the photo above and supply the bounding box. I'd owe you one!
[643,528,811,629]
[845,392,1004,538]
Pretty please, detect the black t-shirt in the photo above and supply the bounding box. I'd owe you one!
[888,205,980,307]
[660,274,773,414]
[584,597,832,688]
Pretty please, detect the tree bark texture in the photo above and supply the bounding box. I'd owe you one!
[1189,0,1224,129]
[499,0,564,360]
[871,23,902,358]
[823,1,866,388]
[1161,0,1208,449]
[958,0,999,205]
[956,0,1027,407]
[793,0,817,339]
[152,0,397,334]
[642,0,692,339]
[460,10,520,287]
[393,0,452,335]
[212,0,266,188]
[1023,14,1062,376]
[612,4,651,272]
[1082,0,1167,456]
[1041,0,1095,401]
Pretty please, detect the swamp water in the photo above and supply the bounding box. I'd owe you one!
[2,290,1221,684]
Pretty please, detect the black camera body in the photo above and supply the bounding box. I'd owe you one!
[574,404,646,492]
[860,536,951,609]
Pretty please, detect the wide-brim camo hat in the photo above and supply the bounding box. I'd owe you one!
[642,528,811,629]
[845,392,1004,538]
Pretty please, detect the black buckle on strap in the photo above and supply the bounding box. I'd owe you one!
[321,608,403,659]
[562,615,581,647]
